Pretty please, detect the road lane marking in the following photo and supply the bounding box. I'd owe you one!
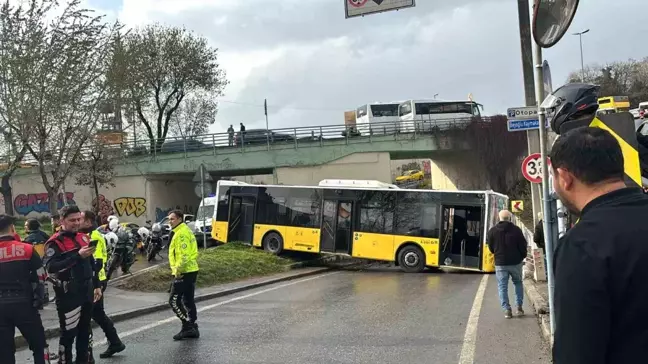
[458,274,489,364]
[93,271,339,346]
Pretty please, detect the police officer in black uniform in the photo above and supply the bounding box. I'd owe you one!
[44,205,102,364]
[0,214,49,364]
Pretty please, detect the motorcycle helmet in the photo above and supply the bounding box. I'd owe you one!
[137,227,150,240]
[108,218,120,232]
[541,83,600,134]
[104,232,118,248]
[151,223,162,233]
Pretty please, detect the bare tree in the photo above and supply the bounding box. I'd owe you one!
[117,24,228,153]
[167,92,218,140]
[0,0,120,213]
[74,141,116,213]
[567,58,648,107]
[0,0,51,214]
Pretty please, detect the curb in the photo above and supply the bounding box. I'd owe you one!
[523,279,552,346]
[15,256,356,349]
[523,278,549,314]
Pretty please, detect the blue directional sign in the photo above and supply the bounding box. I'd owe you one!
[507,106,550,132]
[508,119,547,131]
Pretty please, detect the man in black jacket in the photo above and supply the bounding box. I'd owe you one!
[550,127,648,364]
[487,209,528,319]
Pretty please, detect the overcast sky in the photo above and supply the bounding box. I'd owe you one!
[84,0,647,133]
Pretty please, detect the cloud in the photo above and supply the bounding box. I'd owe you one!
[113,0,645,132]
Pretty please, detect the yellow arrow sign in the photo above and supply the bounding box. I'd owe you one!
[511,200,524,213]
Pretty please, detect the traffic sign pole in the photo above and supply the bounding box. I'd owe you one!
[200,164,207,249]
[533,39,556,336]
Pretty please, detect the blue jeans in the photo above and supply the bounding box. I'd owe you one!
[495,264,524,311]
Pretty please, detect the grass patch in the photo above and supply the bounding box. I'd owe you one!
[119,243,295,292]
[15,219,53,238]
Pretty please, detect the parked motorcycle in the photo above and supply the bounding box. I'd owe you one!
[145,222,166,262]
[105,227,138,281]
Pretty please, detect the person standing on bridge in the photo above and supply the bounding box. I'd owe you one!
[550,127,648,364]
[227,124,235,146]
[486,209,528,319]
[167,210,200,341]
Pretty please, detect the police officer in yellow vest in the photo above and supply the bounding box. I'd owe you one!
[167,209,200,341]
[81,211,126,358]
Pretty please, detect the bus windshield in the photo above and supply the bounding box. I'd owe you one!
[399,101,413,117]
[370,104,399,117]
[196,204,215,220]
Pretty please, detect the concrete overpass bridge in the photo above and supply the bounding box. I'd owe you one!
[8,118,499,225]
[112,118,475,177]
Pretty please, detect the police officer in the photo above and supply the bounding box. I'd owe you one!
[44,205,101,364]
[0,214,49,364]
[81,211,126,358]
[167,209,200,340]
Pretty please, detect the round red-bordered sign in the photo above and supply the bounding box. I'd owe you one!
[348,0,368,8]
[521,153,550,184]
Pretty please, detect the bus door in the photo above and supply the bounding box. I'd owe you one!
[320,200,354,254]
[440,205,483,270]
[228,194,257,243]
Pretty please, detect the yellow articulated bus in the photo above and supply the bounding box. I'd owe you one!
[211,179,508,273]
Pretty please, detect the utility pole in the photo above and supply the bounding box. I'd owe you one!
[517,0,541,224]
[573,29,590,81]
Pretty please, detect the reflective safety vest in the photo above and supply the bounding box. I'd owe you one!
[89,230,107,282]
[168,223,199,276]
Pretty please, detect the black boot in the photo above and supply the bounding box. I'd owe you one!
[173,322,199,340]
[99,341,126,358]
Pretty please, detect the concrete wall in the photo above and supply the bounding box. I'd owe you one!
[1,172,200,226]
[274,152,392,185]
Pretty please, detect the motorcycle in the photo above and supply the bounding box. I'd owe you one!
[145,221,166,262]
[105,227,138,281]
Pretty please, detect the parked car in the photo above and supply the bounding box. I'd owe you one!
[235,129,294,146]
[395,170,425,183]
[160,139,211,153]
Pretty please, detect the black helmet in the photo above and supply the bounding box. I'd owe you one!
[541,83,600,134]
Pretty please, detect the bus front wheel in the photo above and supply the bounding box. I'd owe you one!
[398,245,426,273]
[263,232,284,255]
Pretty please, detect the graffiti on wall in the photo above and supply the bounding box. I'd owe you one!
[92,194,115,224]
[155,205,196,222]
[114,197,147,218]
[14,192,76,216]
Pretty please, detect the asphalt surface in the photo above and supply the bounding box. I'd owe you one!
[16,266,550,364]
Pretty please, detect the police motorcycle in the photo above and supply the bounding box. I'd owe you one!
[105,224,139,281]
[143,221,165,262]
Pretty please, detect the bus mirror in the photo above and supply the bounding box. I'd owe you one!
[532,0,580,48]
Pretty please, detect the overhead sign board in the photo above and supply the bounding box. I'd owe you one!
[345,0,415,18]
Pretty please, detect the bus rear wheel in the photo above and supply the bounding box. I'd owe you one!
[263,232,283,255]
[398,245,426,273]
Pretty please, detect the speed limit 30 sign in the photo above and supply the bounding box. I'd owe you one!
[522,153,551,184]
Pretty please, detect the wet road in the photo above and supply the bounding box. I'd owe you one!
[18,267,550,364]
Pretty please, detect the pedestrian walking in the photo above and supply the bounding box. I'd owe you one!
[81,211,126,358]
[167,210,200,340]
[51,214,61,233]
[0,214,50,364]
[550,127,648,364]
[44,205,101,363]
[486,209,528,319]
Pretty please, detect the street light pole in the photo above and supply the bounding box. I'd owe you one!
[573,29,590,81]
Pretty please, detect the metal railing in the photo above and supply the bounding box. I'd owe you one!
[14,116,488,165]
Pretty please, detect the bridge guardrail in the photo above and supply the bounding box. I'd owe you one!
[12,116,492,165]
